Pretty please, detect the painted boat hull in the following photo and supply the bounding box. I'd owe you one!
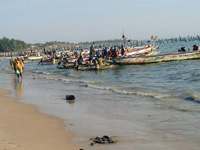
[28,56,43,60]
[113,50,200,65]
[57,62,75,69]
[125,45,157,56]
[67,57,89,62]
[76,64,115,71]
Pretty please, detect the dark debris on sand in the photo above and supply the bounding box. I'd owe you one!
[89,135,117,146]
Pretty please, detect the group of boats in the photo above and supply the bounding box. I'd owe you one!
[55,44,159,70]
[113,45,200,65]
[20,43,200,71]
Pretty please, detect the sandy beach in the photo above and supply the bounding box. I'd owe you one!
[0,88,80,150]
[1,56,200,150]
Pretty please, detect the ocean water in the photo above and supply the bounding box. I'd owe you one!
[1,41,200,150]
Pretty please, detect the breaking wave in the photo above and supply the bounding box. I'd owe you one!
[31,69,171,100]
[80,82,170,99]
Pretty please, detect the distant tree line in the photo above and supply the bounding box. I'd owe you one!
[0,37,29,52]
[1,35,200,52]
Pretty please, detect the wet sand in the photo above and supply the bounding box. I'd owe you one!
[0,88,81,150]
[1,62,200,150]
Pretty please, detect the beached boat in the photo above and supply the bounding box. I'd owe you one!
[27,56,43,60]
[41,59,56,65]
[23,56,43,63]
[66,56,89,63]
[57,62,75,69]
[113,50,200,65]
[36,57,57,65]
[76,64,116,71]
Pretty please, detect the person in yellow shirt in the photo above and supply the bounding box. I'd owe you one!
[10,57,15,70]
[15,57,24,80]
[98,57,103,66]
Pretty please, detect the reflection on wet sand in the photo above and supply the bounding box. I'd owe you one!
[66,99,75,104]
[12,77,23,97]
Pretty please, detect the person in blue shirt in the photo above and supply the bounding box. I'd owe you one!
[96,50,101,58]
[103,47,107,58]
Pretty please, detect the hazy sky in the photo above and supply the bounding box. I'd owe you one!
[0,0,200,43]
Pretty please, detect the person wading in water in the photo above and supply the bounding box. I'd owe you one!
[15,57,24,81]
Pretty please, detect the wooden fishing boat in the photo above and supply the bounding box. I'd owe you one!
[41,60,56,65]
[66,56,89,62]
[125,45,159,56]
[63,45,158,63]
[113,50,200,65]
[27,56,43,60]
[76,64,116,71]
[57,62,75,69]
[37,57,57,65]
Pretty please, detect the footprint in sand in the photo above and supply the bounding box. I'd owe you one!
[7,142,21,148]
[1,139,22,149]
[7,142,15,145]
[5,140,18,147]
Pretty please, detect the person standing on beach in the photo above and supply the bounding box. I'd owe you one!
[13,58,17,72]
[10,57,15,70]
[15,57,24,80]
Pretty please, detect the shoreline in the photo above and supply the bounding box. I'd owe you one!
[0,88,81,150]
[1,58,200,150]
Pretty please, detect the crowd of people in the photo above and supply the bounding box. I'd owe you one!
[76,44,126,66]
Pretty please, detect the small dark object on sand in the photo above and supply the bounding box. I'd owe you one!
[66,95,75,100]
[90,135,117,146]
[89,143,95,146]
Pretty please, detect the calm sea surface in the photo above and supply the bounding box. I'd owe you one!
[1,41,200,149]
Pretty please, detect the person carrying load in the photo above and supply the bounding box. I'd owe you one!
[15,57,24,80]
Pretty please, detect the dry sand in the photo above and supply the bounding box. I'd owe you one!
[0,88,81,150]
